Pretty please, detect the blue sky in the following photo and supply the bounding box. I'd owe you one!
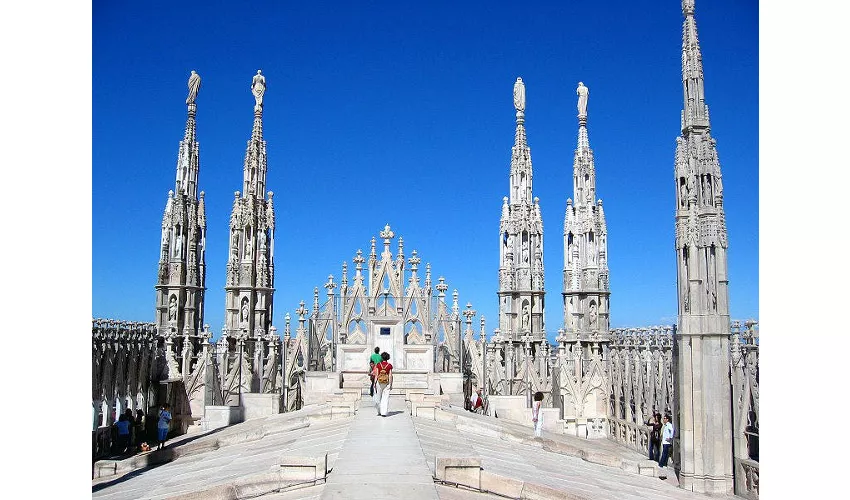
[92,0,758,341]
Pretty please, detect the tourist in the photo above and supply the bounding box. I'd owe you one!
[114,414,131,454]
[470,387,484,414]
[532,391,544,437]
[123,409,136,450]
[646,412,662,461]
[145,407,158,444]
[135,409,146,449]
[157,404,172,450]
[658,414,674,477]
[373,352,393,416]
[369,347,381,401]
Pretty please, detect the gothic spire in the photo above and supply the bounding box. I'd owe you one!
[155,71,207,348]
[573,82,595,207]
[223,69,276,343]
[563,81,609,337]
[175,71,201,198]
[681,0,708,131]
[498,76,546,343]
[509,77,533,205]
[243,70,268,198]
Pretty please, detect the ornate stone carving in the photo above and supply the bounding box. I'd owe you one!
[186,70,201,105]
[576,81,589,118]
[251,70,266,110]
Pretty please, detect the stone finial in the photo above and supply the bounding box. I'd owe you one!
[408,249,420,270]
[251,70,266,110]
[436,277,448,296]
[186,70,201,105]
[295,301,308,320]
[683,0,695,16]
[513,77,526,113]
[577,81,589,122]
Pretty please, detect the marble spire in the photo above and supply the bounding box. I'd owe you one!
[155,71,208,376]
[673,0,734,494]
[499,77,546,342]
[224,70,276,348]
[562,82,609,337]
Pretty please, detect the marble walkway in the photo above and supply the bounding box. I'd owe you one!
[92,394,720,500]
[319,396,438,499]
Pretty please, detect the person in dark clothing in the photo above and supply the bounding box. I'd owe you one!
[114,414,131,454]
[658,414,675,478]
[646,412,662,461]
[123,409,136,448]
[135,409,145,449]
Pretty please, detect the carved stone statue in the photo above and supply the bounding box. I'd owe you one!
[252,70,266,109]
[577,82,589,118]
[513,77,526,113]
[522,303,530,330]
[186,70,201,105]
[240,298,249,324]
[168,296,177,321]
[589,302,598,329]
[687,175,696,202]
[588,239,596,264]
[230,233,239,259]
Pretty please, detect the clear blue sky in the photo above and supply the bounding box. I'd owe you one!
[92,0,758,341]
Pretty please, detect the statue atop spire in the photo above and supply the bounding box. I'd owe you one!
[186,70,201,105]
[683,0,695,15]
[513,77,526,114]
[252,70,266,111]
[576,82,588,120]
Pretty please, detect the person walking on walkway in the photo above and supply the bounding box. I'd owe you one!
[658,414,674,477]
[369,347,381,398]
[646,412,662,461]
[157,404,172,450]
[532,391,544,437]
[373,352,393,417]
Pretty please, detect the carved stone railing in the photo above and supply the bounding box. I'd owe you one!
[606,319,759,498]
[731,320,759,499]
[91,318,159,460]
[605,325,674,452]
[608,418,651,456]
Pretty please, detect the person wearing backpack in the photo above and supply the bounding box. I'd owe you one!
[372,352,393,416]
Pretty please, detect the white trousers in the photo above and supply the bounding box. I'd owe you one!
[534,412,544,437]
[377,382,390,415]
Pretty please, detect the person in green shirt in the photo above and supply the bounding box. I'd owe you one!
[370,346,382,365]
[369,347,381,398]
